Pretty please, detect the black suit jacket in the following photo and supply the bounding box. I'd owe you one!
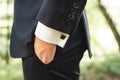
[10,0,92,58]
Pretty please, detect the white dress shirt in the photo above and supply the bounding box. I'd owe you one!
[35,22,70,48]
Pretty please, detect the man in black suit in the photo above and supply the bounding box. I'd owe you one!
[10,0,92,80]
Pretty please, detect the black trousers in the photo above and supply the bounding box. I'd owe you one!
[22,26,87,80]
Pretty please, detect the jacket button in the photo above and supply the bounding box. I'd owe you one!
[73,3,79,9]
[71,8,77,14]
[68,13,75,20]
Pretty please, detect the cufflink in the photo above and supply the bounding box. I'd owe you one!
[60,34,66,40]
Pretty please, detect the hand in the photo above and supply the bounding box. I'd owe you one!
[34,36,56,64]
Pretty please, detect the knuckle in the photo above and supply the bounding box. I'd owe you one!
[42,61,50,64]
[42,59,52,64]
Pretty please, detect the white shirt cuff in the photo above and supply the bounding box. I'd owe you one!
[35,22,70,48]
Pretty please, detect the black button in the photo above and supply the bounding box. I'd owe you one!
[60,35,66,40]
[68,13,75,20]
[73,3,79,9]
[71,8,77,14]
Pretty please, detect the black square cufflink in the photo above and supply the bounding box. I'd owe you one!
[60,34,66,40]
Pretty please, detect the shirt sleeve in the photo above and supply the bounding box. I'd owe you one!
[35,21,70,48]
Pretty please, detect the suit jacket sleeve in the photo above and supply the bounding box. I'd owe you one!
[36,0,87,35]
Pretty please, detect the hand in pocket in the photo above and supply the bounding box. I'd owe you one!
[34,36,56,64]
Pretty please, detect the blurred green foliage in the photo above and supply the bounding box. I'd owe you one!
[0,59,24,80]
[81,54,120,80]
[103,55,120,76]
